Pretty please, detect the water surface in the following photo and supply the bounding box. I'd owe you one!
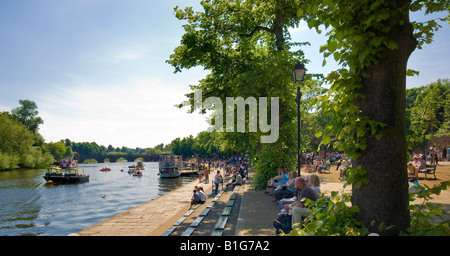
[0,162,196,236]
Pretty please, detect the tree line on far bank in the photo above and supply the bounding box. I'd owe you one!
[1,78,447,170]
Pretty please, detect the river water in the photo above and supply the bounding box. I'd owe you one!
[0,162,196,236]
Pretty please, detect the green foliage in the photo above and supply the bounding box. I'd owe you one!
[10,99,44,133]
[82,158,99,164]
[45,142,67,161]
[0,112,54,169]
[168,0,310,186]
[285,191,369,236]
[115,157,127,163]
[407,181,450,236]
[251,143,291,189]
[341,166,370,189]
[300,0,449,193]
[284,182,450,236]
[70,141,106,155]
[407,79,449,137]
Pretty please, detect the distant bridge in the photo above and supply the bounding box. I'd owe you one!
[75,154,160,163]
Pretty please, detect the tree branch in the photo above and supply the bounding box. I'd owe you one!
[240,26,274,37]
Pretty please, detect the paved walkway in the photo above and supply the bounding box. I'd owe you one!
[76,169,347,236]
[77,176,215,236]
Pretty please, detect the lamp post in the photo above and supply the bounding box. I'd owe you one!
[292,62,306,177]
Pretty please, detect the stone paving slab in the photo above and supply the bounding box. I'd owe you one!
[77,178,213,236]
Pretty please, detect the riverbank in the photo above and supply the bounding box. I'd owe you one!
[76,174,213,236]
[76,168,349,236]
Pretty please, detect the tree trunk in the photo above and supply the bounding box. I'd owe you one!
[352,2,417,235]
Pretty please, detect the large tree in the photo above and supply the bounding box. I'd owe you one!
[168,0,309,186]
[303,0,449,235]
[11,99,43,133]
[169,0,449,235]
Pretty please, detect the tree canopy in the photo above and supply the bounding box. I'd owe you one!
[0,110,53,170]
[10,99,44,134]
[169,0,449,235]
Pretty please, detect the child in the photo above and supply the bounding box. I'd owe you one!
[190,189,200,209]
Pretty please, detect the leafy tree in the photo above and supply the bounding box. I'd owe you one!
[0,112,54,169]
[107,144,115,152]
[168,0,310,186]
[409,79,449,136]
[145,147,163,154]
[64,146,74,159]
[45,142,67,161]
[169,0,449,235]
[10,99,44,133]
[301,0,449,234]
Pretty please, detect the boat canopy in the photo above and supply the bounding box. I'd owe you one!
[63,167,79,175]
[46,167,62,175]
[159,155,182,166]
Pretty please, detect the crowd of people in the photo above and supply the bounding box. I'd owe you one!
[267,166,322,234]
[424,144,448,164]
[186,147,449,234]
[407,144,448,192]
[189,156,249,208]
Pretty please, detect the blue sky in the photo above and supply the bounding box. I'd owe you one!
[0,0,448,148]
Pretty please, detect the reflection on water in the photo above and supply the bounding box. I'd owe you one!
[0,162,196,236]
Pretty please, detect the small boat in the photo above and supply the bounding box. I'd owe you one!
[128,168,135,174]
[159,155,182,178]
[133,170,143,176]
[43,159,89,184]
[135,161,145,170]
[100,167,111,172]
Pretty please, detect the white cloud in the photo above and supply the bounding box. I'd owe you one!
[0,103,11,112]
[115,53,142,60]
[38,77,209,148]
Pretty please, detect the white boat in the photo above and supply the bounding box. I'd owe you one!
[159,155,182,178]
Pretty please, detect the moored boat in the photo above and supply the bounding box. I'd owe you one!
[159,155,182,178]
[100,167,111,171]
[43,159,89,184]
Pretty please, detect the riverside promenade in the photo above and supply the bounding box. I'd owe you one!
[77,162,450,236]
[76,169,348,236]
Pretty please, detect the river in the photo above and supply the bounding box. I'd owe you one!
[0,162,197,236]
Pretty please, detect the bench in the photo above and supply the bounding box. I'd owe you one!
[419,164,437,180]
[174,216,187,226]
[190,216,205,227]
[215,216,228,230]
[320,164,331,174]
[211,230,223,236]
[161,226,177,236]
[226,199,235,207]
[222,206,233,216]
[182,227,196,236]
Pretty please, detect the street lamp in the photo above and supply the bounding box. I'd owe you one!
[293,62,306,177]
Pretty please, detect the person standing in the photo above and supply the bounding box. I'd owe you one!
[214,170,221,195]
[204,168,210,184]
